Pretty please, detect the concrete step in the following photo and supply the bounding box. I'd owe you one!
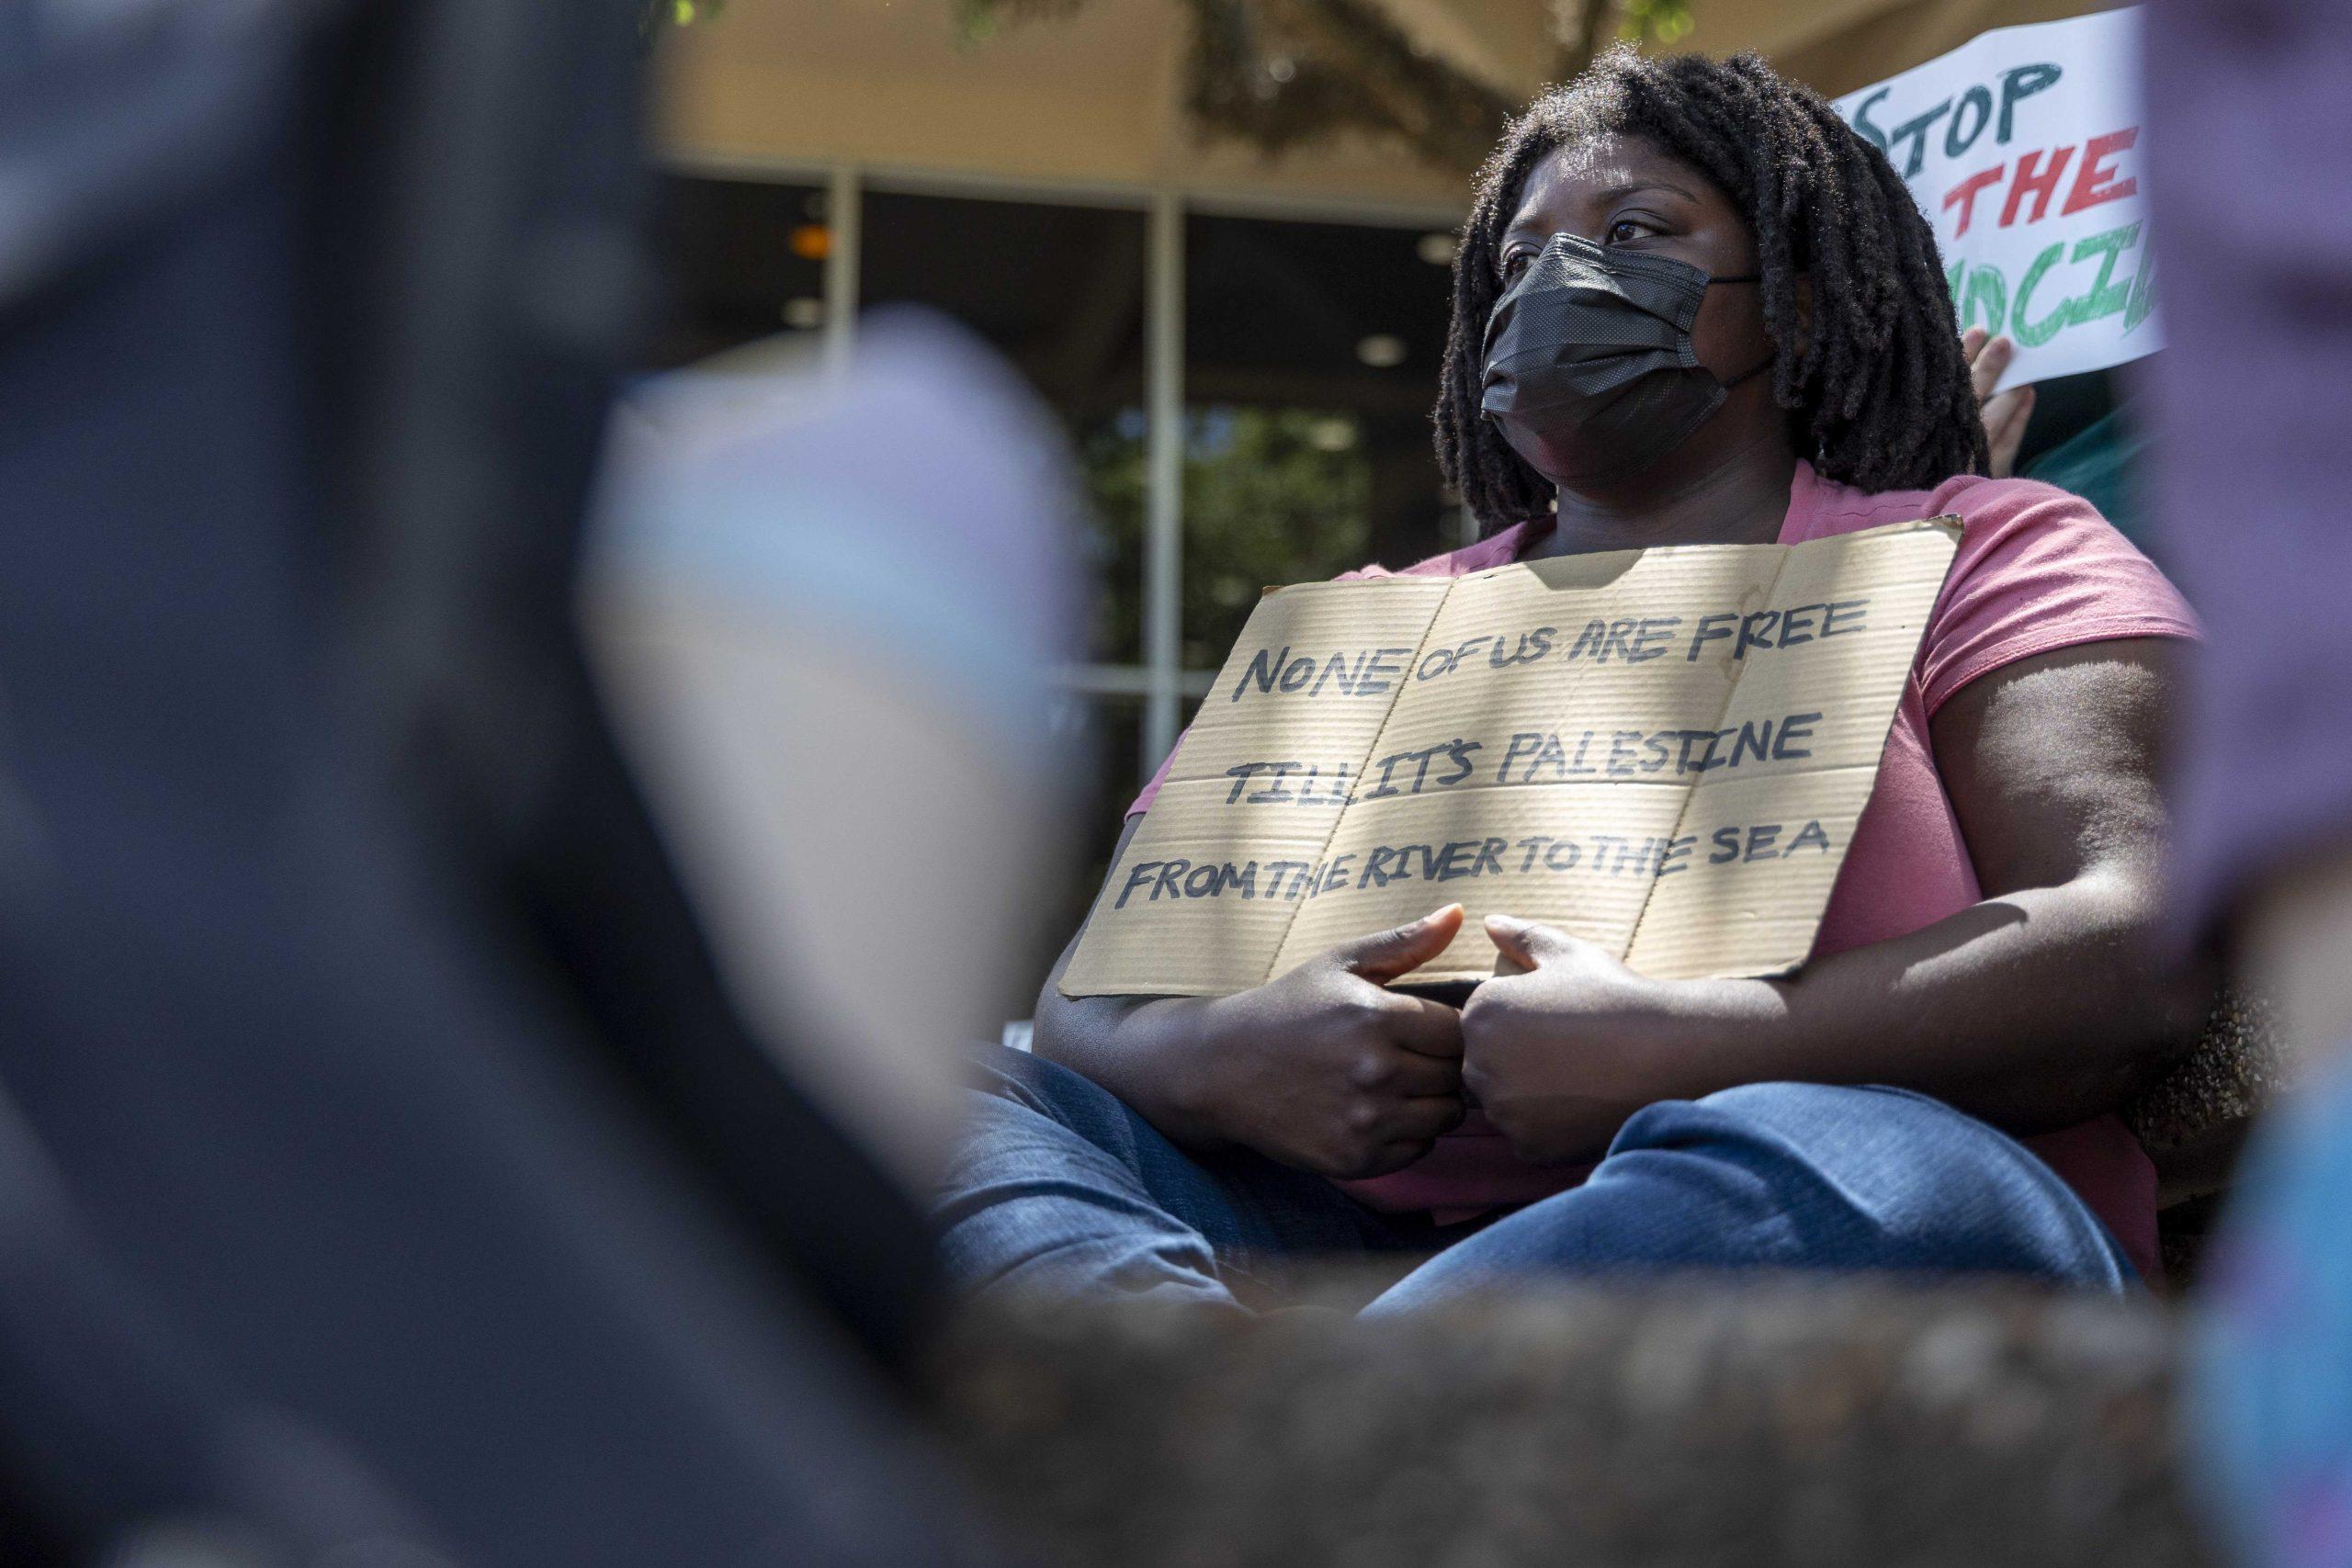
[933,1281,2216,1568]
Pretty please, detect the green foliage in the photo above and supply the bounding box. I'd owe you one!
[639,0,723,41]
[1619,0,1693,47]
[1068,406,1373,668]
[956,0,1088,45]
[1073,415,1148,661]
[1181,0,1515,172]
[957,0,1703,171]
[1181,407,1372,666]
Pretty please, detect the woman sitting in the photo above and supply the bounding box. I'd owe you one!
[936,49,2206,1308]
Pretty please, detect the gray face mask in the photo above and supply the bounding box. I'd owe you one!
[1479,231,1766,488]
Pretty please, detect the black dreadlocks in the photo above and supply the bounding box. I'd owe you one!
[1436,48,1990,534]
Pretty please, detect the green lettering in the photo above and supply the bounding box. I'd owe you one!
[2124,244,2156,333]
[2010,241,2071,347]
[2064,221,2141,328]
[1959,263,2008,335]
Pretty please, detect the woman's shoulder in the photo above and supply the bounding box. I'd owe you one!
[1798,464,2107,541]
[1803,466,2199,714]
[1802,458,2199,711]
[1855,472,2164,592]
[1799,466,2170,596]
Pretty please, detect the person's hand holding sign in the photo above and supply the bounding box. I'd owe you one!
[1962,327,2036,479]
[1461,913,1770,1165]
[1181,905,1471,1179]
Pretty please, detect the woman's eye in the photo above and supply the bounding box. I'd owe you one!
[1501,252,1530,282]
[1605,218,1656,244]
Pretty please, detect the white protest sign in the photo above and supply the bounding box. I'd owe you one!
[1833,6,2155,391]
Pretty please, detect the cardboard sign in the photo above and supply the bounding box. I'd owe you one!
[1832,6,2155,391]
[1061,519,1961,998]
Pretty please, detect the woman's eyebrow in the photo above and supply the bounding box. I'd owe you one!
[1500,177,1699,244]
[1592,178,1698,203]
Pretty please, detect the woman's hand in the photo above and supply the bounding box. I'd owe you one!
[1962,326,2036,479]
[1035,818,1469,1174]
[1182,906,1470,1179]
[1461,914,1770,1165]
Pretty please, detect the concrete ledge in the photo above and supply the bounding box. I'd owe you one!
[932,1280,2216,1568]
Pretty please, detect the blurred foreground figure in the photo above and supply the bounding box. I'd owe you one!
[2141,5,2352,1565]
[585,312,1082,1195]
[0,2,1067,1562]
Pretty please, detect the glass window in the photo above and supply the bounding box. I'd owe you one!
[643,177,1479,1002]
[1182,213,1458,670]
[648,175,831,369]
[861,189,1149,667]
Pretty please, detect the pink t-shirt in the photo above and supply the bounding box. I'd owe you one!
[1127,461,2200,1279]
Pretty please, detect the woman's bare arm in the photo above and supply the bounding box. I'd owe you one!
[1458,639,2214,1162]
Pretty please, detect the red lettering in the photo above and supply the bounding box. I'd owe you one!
[2061,128,2139,217]
[1941,164,2006,239]
[2000,144,2075,228]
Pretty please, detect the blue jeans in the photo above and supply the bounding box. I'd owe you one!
[933,1045,2135,1310]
